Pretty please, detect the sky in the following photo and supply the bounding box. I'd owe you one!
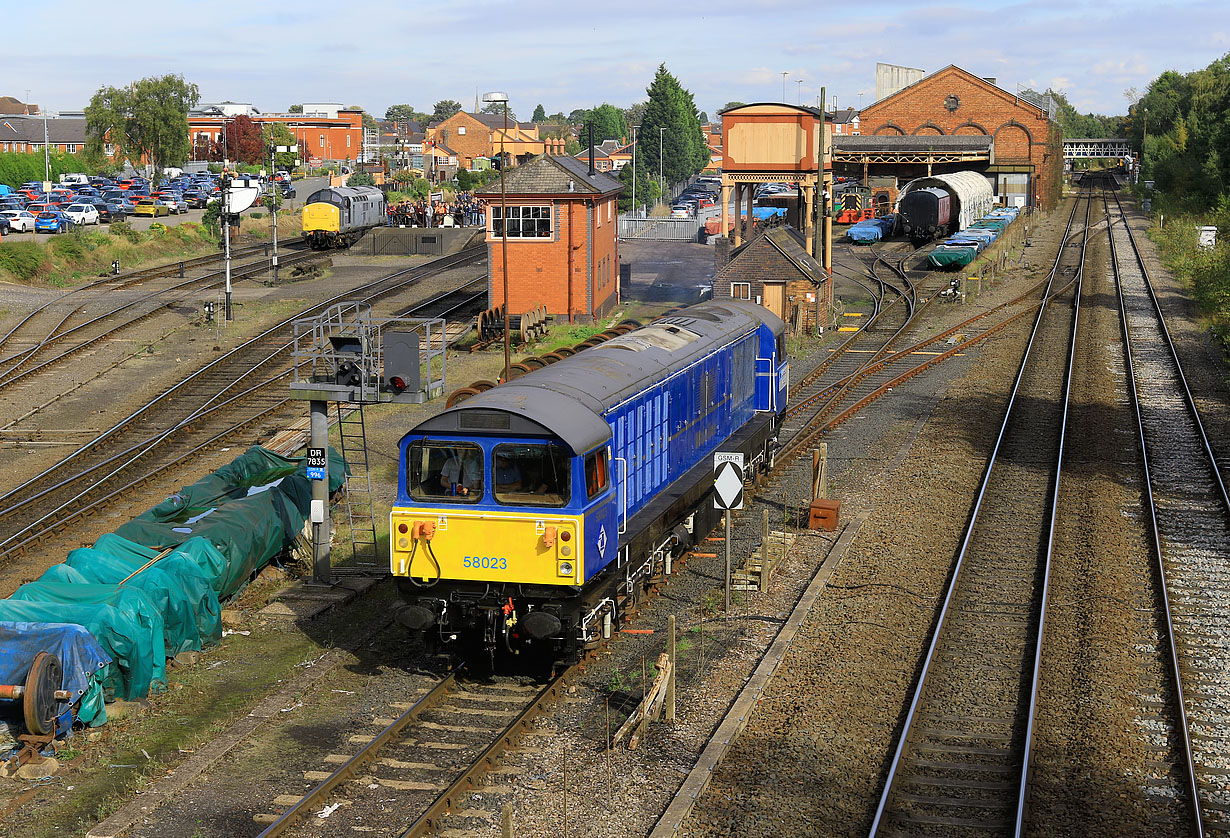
[13,0,1229,121]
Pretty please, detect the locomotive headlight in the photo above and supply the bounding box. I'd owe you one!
[557,561,574,577]
[397,537,409,550]
[560,544,571,557]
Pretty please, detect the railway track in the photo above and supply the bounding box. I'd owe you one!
[0,241,296,359]
[0,245,486,563]
[256,668,570,837]
[1108,187,1230,834]
[867,192,1094,836]
[0,245,319,391]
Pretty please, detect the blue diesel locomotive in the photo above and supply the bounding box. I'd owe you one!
[390,300,788,668]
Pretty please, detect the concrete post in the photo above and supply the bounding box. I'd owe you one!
[310,400,331,586]
[759,507,771,591]
[803,187,814,255]
[666,615,676,721]
[501,803,513,838]
[819,442,828,499]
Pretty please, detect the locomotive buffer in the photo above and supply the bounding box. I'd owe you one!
[713,452,744,611]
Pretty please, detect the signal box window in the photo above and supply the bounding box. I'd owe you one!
[408,441,483,503]
[585,449,609,499]
[491,205,552,239]
[493,443,570,507]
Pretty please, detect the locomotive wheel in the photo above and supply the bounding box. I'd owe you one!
[471,380,497,392]
[23,652,63,736]
[575,337,605,349]
[541,352,567,363]
[505,364,530,380]
[520,356,547,370]
[553,347,576,358]
[445,387,482,408]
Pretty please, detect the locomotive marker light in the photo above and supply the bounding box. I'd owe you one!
[714,452,745,612]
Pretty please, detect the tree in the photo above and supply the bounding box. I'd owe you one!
[532,104,547,122]
[385,104,417,123]
[568,109,589,125]
[720,101,746,113]
[624,101,648,128]
[584,104,627,142]
[432,100,462,122]
[348,171,376,187]
[261,122,298,169]
[288,104,303,113]
[232,115,265,164]
[698,111,709,124]
[638,64,708,187]
[617,157,659,213]
[348,106,379,132]
[85,74,199,176]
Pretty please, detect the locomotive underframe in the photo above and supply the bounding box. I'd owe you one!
[394,414,779,670]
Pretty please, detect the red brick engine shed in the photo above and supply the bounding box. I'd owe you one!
[478,155,623,323]
[855,65,1063,209]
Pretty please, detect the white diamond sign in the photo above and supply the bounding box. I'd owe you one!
[713,453,744,510]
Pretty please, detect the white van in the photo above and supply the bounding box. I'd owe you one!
[59,173,89,186]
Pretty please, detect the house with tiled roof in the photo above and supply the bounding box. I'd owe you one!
[428,111,566,170]
[0,115,88,154]
[477,155,624,322]
[571,139,623,172]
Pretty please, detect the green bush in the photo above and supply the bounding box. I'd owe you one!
[250,212,263,220]
[0,242,46,280]
[50,231,87,260]
[109,221,141,243]
[149,222,168,236]
[348,171,375,187]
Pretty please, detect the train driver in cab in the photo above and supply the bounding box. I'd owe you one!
[495,450,549,496]
[440,448,482,497]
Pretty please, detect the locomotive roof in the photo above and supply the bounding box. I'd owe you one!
[411,300,785,454]
[304,186,384,204]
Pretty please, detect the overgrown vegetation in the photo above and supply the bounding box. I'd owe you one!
[1148,193,1230,352]
[0,150,96,188]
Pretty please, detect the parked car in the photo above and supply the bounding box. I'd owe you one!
[278,182,296,199]
[64,203,101,226]
[25,202,55,216]
[182,189,208,209]
[0,216,9,237]
[132,198,169,218]
[34,211,74,233]
[101,202,127,222]
[0,210,36,232]
[670,205,693,218]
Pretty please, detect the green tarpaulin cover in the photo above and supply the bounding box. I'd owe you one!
[0,445,348,711]
[928,247,978,269]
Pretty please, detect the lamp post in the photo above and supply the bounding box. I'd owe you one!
[797,80,804,105]
[632,124,638,216]
[483,91,512,383]
[781,71,788,102]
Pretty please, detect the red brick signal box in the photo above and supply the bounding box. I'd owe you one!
[477,155,624,323]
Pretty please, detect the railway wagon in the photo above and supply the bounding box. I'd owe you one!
[896,171,995,243]
[302,185,385,249]
[390,300,788,670]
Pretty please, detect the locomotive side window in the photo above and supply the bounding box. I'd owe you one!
[585,449,609,499]
[493,443,570,507]
[408,441,483,503]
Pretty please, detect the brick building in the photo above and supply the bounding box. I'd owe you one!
[857,65,1062,209]
[428,112,566,170]
[714,226,828,333]
[477,155,623,323]
[187,103,365,166]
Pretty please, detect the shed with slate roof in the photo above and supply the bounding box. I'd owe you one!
[477,155,624,323]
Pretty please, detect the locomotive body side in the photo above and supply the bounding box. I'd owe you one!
[302,185,386,249]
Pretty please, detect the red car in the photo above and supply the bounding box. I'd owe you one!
[25,202,55,215]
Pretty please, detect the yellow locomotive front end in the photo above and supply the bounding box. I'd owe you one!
[390,507,583,587]
[301,201,339,248]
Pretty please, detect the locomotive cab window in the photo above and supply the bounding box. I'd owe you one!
[407,441,483,502]
[493,443,570,507]
[585,449,609,499]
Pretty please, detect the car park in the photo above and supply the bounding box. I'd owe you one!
[64,203,101,226]
[132,198,169,217]
[34,211,74,233]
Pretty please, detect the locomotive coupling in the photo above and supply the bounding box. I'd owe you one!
[412,521,436,541]
[542,526,557,549]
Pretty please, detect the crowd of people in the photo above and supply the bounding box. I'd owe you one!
[386,193,487,228]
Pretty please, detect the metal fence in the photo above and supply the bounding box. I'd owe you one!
[618,215,702,241]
